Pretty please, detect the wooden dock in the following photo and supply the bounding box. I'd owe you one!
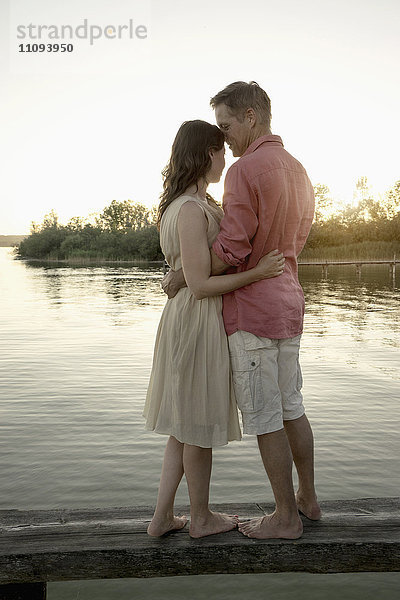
[0,498,399,599]
[298,258,398,277]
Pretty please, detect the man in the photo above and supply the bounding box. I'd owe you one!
[165,81,321,539]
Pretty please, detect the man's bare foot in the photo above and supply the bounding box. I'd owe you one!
[147,514,188,537]
[189,511,239,538]
[238,512,303,539]
[296,493,322,521]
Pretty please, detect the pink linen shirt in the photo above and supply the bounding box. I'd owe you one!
[212,135,315,339]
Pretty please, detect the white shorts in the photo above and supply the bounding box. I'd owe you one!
[228,330,305,435]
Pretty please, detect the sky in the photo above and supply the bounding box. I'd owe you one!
[0,0,399,234]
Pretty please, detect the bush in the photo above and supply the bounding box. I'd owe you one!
[17,216,162,262]
[18,228,68,259]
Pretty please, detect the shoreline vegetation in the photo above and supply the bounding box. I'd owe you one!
[11,242,400,265]
[299,241,399,262]
[14,255,165,265]
[11,179,400,263]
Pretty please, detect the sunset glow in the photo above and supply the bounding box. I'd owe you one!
[1,0,399,234]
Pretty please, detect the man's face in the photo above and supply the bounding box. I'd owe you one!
[215,103,251,157]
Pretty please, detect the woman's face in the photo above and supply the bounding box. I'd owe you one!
[207,146,226,183]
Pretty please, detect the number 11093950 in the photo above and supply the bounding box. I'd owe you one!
[18,43,73,52]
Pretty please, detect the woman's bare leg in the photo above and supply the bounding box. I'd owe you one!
[183,443,238,538]
[147,436,188,536]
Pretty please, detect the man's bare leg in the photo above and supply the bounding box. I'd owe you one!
[147,436,188,536]
[284,414,321,520]
[238,428,303,539]
[183,444,238,538]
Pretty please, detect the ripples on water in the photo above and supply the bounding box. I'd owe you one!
[0,248,399,599]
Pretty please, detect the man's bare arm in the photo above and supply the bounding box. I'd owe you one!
[210,248,229,275]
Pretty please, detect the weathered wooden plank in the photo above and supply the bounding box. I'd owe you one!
[1,497,396,527]
[0,505,158,526]
[0,498,398,584]
[0,583,46,600]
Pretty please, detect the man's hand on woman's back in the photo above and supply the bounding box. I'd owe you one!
[161,268,187,298]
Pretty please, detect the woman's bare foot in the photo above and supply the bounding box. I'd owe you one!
[189,511,239,538]
[238,512,303,539]
[147,514,188,537]
[296,493,322,521]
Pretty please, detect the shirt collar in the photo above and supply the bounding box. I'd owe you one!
[242,134,283,157]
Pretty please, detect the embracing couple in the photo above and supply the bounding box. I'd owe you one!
[143,81,321,539]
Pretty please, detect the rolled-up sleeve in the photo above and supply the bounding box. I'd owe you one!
[212,163,259,267]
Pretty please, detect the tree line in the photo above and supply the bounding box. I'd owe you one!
[306,178,400,251]
[16,178,400,261]
[17,201,162,261]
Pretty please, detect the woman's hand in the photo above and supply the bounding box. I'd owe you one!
[254,250,285,279]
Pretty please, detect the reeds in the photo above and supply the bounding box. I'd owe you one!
[299,241,400,262]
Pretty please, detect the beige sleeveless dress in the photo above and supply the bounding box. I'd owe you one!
[143,195,241,448]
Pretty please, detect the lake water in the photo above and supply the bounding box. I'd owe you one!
[0,247,399,599]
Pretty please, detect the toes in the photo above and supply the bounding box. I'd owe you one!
[238,516,265,537]
[238,519,250,527]
[176,516,188,530]
[240,528,253,538]
[221,513,239,529]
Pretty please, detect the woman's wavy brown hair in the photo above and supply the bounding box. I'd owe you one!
[157,120,225,228]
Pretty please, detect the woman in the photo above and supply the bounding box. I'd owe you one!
[143,120,284,538]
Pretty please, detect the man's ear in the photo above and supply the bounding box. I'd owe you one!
[246,108,257,127]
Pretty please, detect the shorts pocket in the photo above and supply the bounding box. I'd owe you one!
[296,358,303,391]
[230,351,262,412]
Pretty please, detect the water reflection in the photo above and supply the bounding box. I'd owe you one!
[20,260,166,327]
[300,265,400,348]
[42,271,65,309]
[7,255,400,337]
